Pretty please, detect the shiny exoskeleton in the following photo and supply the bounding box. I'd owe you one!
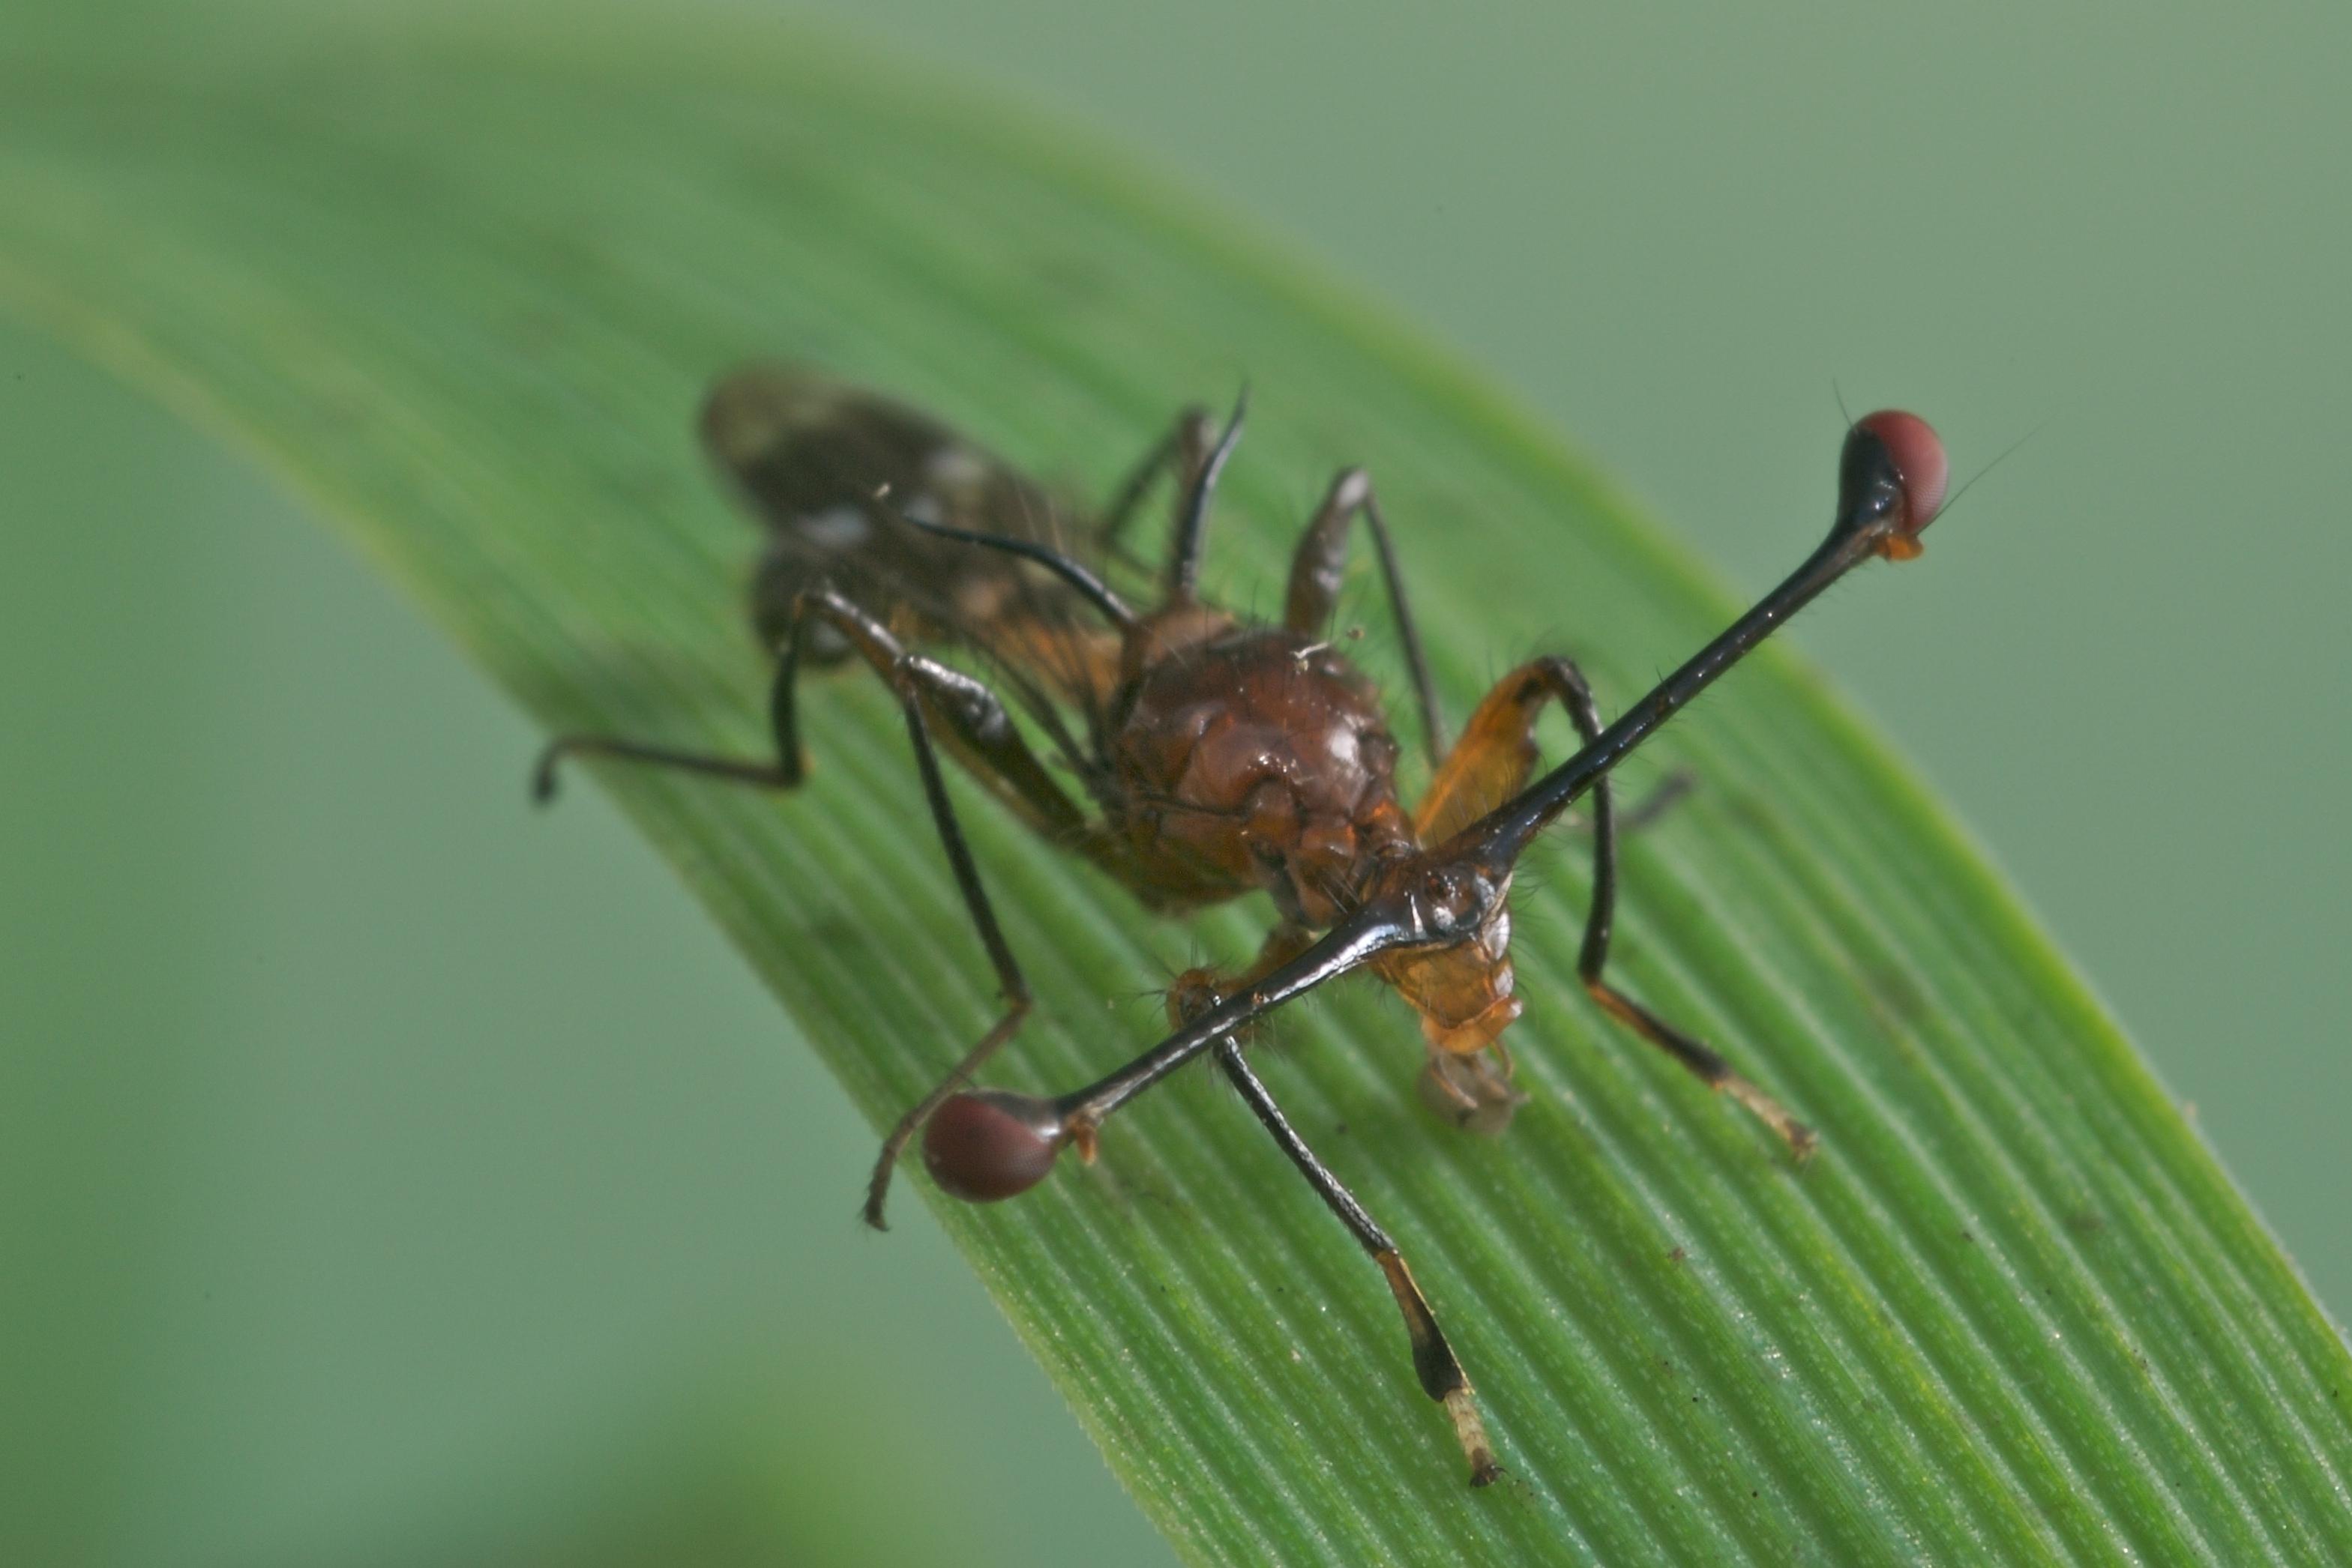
[535,365,1952,1486]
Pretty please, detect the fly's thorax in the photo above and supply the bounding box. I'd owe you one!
[1107,625,1412,926]
[1366,854,1523,1055]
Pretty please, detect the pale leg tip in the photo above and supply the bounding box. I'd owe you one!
[1722,1073,1817,1163]
[1787,1119,1821,1163]
[1442,1388,1500,1490]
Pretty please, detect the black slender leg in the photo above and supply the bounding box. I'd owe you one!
[1535,657,1815,1157]
[1094,405,1214,568]
[1282,468,1448,762]
[532,737,791,799]
[532,588,1084,1225]
[862,675,1034,1229]
[1212,1038,1502,1489]
[1551,768,1697,839]
[1162,389,1249,606]
[1613,769,1697,833]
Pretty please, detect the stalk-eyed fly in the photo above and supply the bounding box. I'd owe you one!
[535,365,1950,1485]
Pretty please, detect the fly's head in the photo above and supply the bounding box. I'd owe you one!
[1365,851,1521,1056]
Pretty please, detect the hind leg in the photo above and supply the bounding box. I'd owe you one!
[535,587,1108,1223]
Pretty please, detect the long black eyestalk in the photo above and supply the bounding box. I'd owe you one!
[1059,914,1407,1127]
[1467,410,1946,862]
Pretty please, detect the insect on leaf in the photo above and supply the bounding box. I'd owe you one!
[1,3,2346,1564]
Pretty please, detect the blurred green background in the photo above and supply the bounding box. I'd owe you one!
[5,1,2346,1563]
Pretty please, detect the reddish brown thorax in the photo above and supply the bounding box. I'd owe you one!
[1107,611,1415,929]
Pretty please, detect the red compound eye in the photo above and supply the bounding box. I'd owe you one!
[922,1090,1067,1202]
[1854,409,1949,537]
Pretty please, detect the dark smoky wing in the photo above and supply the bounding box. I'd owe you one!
[701,364,1118,746]
[704,364,960,535]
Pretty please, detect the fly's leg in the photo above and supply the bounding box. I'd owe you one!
[1095,405,1215,567]
[1552,768,1697,839]
[1613,770,1697,833]
[1161,944,1498,1486]
[1161,391,1251,606]
[1212,1036,1501,1489]
[1163,924,1316,1035]
[1416,657,1814,1157]
[535,587,1103,1226]
[1416,1039,1528,1137]
[1282,468,1447,763]
[1541,659,1816,1157]
[537,594,1095,846]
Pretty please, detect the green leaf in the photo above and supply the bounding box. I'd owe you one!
[4,4,2346,1562]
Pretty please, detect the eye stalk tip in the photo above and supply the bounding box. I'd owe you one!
[921,1089,1068,1203]
[1850,409,1948,553]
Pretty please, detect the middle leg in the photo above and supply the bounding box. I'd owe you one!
[1094,404,1215,567]
[1282,467,1447,764]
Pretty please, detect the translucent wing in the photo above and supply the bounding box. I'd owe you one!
[701,364,1123,764]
